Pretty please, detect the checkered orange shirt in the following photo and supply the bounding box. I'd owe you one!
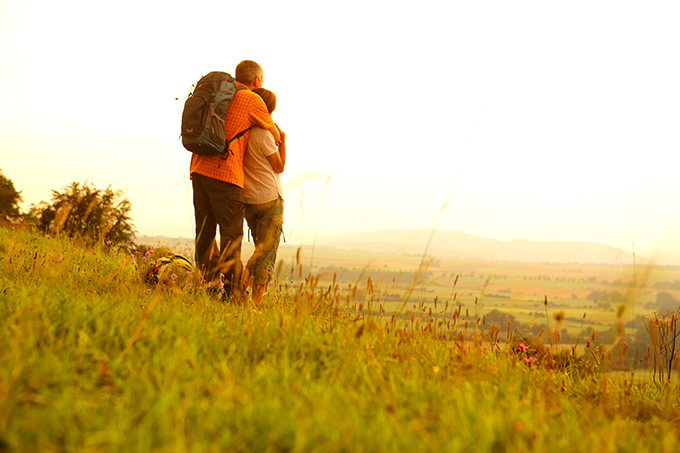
[189,82,275,187]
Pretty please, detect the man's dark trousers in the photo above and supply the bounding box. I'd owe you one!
[192,172,244,296]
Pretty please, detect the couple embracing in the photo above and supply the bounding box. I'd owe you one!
[190,60,285,304]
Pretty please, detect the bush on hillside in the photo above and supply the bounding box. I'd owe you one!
[0,169,22,221]
[29,181,136,244]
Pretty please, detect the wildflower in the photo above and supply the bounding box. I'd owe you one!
[146,289,153,295]
[516,343,528,352]
[523,357,537,366]
[586,340,591,349]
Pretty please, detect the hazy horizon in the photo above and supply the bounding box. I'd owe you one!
[135,226,680,266]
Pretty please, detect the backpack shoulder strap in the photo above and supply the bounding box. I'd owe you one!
[220,126,253,160]
[219,85,255,159]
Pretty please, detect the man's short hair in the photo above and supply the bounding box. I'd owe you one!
[235,60,263,85]
[253,88,276,114]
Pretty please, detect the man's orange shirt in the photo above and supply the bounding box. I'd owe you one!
[190,82,275,187]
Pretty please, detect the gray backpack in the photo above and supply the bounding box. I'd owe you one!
[180,71,250,157]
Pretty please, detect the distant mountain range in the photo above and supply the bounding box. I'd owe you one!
[314,229,637,265]
[137,229,676,266]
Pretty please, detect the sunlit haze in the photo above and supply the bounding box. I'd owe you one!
[1,1,678,263]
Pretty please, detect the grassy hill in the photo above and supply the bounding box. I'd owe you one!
[2,225,680,452]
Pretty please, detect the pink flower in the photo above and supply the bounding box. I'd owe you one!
[516,343,528,352]
[523,357,537,366]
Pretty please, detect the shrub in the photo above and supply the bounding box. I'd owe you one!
[0,169,22,221]
[30,181,136,244]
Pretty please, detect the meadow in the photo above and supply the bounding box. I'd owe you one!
[279,245,680,341]
[2,225,680,452]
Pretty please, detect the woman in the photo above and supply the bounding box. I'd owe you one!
[243,88,286,304]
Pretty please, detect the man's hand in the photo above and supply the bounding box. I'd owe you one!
[268,124,281,145]
[267,123,286,173]
[276,124,285,146]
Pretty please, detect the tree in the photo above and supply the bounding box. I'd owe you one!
[484,309,522,332]
[33,181,136,244]
[587,290,609,303]
[609,291,624,303]
[654,292,679,313]
[0,169,22,221]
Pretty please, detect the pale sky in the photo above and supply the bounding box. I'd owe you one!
[1,0,679,262]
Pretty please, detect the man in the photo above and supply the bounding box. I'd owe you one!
[190,60,281,297]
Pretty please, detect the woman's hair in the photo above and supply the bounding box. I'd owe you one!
[253,88,277,114]
[235,60,263,85]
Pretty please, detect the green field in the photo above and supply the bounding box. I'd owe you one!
[2,226,680,452]
[275,245,679,342]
